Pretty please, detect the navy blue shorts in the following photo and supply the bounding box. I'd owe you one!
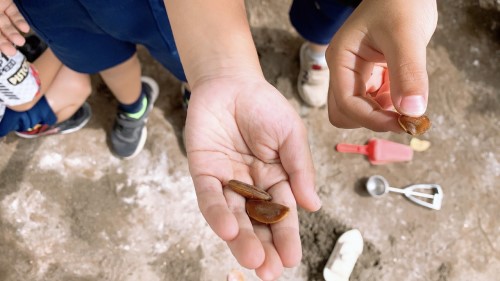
[290,0,355,45]
[0,96,56,137]
[15,0,186,82]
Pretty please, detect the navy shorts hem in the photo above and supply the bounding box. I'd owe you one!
[14,0,186,80]
[289,0,355,45]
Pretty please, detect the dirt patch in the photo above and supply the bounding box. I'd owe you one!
[152,241,204,281]
[299,209,383,281]
[0,0,499,280]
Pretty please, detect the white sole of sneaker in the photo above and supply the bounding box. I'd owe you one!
[58,112,92,135]
[141,76,160,106]
[15,130,55,139]
[14,108,92,139]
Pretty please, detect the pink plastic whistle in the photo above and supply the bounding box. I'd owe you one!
[336,138,413,165]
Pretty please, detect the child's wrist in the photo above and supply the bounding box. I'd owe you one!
[187,55,264,88]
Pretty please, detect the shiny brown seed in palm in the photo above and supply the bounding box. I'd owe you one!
[398,115,431,136]
[227,180,272,201]
[245,200,289,224]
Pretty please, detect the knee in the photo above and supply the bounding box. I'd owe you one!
[65,74,92,102]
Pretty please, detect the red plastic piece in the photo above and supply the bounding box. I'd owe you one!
[336,138,413,165]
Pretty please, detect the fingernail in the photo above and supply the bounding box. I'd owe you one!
[400,95,426,116]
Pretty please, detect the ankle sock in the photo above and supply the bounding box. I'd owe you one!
[305,45,327,66]
[119,91,147,119]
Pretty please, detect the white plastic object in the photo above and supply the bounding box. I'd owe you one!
[323,229,364,281]
[0,50,40,106]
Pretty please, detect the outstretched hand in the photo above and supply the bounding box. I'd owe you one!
[0,0,29,55]
[185,75,321,280]
[326,0,438,132]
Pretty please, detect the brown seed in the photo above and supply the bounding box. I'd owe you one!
[398,115,431,136]
[227,180,272,201]
[245,200,289,224]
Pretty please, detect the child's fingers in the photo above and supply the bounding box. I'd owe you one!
[225,206,265,269]
[5,3,30,33]
[329,53,401,132]
[193,175,239,241]
[268,181,302,268]
[254,224,284,281]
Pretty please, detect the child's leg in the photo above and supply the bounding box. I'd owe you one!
[0,50,92,138]
[10,48,92,123]
[15,0,157,158]
[289,0,355,107]
[99,53,141,106]
[289,0,355,46]
[44,65,92,123]
[98,53,160,159]
[33,48,63,95]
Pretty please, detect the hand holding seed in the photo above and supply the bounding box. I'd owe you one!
[228,180,289,224]
[185,76,320,280]
[398,115,431,136]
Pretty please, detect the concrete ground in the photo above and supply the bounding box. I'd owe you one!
[0,0,498,280]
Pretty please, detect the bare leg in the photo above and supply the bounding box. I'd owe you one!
[3,48,91,139]
[44,66,91,122]
[99,53,142,104]
[307,42,328,54]
[33,49,64,94]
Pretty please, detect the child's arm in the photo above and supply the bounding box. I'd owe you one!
[164,0,262,85]
[164,1,320,280]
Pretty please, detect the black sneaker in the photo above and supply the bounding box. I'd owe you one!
[15,102,92,138]
[181,82,191,110]
[110,76,159,159]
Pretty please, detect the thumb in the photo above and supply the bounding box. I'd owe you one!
[383,33,429,117]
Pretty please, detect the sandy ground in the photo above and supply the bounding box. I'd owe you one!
[1,0,499,280]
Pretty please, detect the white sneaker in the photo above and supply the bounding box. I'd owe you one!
[323,229,364,281]
[297,43,330,107]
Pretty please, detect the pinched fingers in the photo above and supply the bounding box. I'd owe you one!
[366,67,394,110]
[327,47,402,132]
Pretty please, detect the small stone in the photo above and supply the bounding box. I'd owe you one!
[410,137,431,152]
